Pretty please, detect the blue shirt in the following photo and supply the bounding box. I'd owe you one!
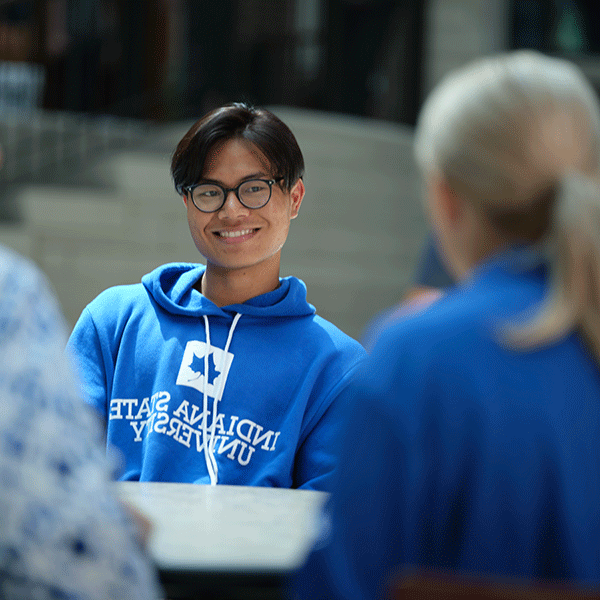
[294,248,600,599]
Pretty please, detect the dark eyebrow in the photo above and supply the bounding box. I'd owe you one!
[199,172,269,186]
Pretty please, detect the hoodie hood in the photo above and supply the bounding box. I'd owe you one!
[141,262,316,319]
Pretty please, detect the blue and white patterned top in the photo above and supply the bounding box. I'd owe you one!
[0,245,162,600]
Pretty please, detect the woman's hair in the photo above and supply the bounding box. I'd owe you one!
[171,102,305,195]
[413,50,600,357]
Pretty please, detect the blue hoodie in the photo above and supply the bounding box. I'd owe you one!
[293,247,600,598]
[67,263,366,490]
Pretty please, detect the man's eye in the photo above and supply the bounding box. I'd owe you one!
[246,184,267,193]
[197,189,220,198]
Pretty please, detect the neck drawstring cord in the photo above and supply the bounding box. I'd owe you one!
[201,315,216,485]
[201,312,242,485]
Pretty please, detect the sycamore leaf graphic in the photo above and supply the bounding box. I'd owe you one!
[188,351,221,386]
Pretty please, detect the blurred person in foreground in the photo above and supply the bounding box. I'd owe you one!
[0,245,162,599]
[67,102,365,490]
[292,50,600,599]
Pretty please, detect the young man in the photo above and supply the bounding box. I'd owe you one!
[67,103,365,490]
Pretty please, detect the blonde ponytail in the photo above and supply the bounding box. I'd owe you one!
[412,50,600,360]
[504,172,600,358]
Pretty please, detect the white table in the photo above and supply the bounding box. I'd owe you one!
[116,482,328,599]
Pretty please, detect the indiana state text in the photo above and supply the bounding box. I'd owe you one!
[108,392,280,466]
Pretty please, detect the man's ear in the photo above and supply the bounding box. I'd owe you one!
[182,193,188,208]
[289,178,305,219]
[431,176,463,226]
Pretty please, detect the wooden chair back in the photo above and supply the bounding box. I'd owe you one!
[389,568,600,600]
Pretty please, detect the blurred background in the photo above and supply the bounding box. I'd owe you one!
[0,0,598,340]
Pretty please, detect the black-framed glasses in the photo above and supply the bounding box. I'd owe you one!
[184,178,283,213]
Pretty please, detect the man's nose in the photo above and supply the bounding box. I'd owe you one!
[218,190,250,218]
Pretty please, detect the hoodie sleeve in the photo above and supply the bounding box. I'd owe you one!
[293,354,366,492]
[67,306,111,420]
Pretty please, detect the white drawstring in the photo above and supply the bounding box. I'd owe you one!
[201,312,242,485]
[201,315,216,485]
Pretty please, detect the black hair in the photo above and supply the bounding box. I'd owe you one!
[171,102,305,195]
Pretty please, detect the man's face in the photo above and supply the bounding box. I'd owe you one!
[183,137,304,278]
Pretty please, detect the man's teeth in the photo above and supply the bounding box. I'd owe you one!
[218,229,253,238]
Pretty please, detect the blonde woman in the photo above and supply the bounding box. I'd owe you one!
[293,51,600,599]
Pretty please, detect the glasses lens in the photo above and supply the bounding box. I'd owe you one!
[192,184,224,212]
[239,179,271,208]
